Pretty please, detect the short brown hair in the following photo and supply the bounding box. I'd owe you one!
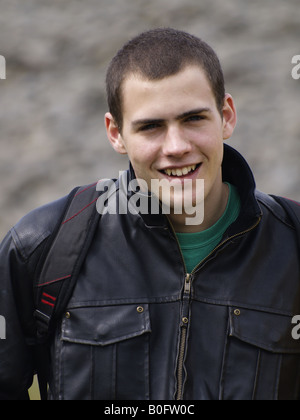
[106,28,225,131]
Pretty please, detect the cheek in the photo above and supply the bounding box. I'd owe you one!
[193,129,223,158]
[128,141,159,169]
[125,147,157,184]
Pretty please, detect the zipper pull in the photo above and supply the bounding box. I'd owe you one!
[184,273,191,294]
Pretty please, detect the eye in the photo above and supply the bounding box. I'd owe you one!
[185,115,205,123]
[139,123,161,132]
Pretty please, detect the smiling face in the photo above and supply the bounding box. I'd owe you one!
[105,65,237,232]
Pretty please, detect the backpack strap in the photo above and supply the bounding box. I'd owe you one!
[271,196,300,224]
[271,195,300,251]
[33,180,118,400]
[255,190,293,226]
[33,182,101,340]
[256,190,300,256]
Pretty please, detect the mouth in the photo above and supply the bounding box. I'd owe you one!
[159,163,202,178]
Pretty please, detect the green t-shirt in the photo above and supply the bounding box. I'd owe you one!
[176,183,241,273]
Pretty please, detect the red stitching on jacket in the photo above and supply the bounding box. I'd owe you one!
[62,198,98,225]
[38,274,72,288]
[41,299,55,308]
[75,182,98,197]
[42,292,57,302]
[283,197,300,207]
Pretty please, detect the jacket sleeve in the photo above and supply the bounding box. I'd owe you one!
[0,231,36,400]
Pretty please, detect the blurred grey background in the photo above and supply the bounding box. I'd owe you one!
[0,0,299,239]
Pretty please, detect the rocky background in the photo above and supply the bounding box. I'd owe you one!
[0,0,299,239]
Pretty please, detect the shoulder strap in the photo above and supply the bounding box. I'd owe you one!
[271,195,300,250]
[255,191,291,225]
[271,196,300,224]
[256,191,300,257]
[33,180,117,400]
[33,182,101,340]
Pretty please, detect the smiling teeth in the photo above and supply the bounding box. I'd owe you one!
[164,165,197,177]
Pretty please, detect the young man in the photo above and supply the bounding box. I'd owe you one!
[0,28,300,400]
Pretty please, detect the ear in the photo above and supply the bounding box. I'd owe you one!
[222,94,237,140]
[105,112,127,155]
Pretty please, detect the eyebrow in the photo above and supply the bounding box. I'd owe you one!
[131,108,212,129]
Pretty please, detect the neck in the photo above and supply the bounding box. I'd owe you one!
[169,181,229,233]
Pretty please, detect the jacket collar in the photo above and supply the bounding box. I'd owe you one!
[222,144,262,234]
[126,144,262,231]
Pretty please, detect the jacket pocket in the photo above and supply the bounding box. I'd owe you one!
[59,304,151,400]
[220,306,300,400]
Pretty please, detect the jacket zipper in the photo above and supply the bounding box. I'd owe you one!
[172,215,262,400]
[176,272,191,400]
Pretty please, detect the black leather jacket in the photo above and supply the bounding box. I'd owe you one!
[0,145,300,400]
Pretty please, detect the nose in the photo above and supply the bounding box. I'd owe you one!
[162,125,192,157]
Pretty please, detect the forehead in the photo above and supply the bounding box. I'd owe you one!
[121,65,216,121]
